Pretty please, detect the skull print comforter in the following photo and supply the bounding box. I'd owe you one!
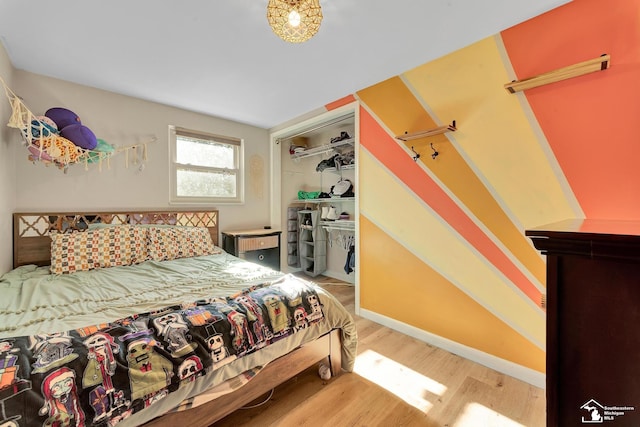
[0,251,357,427]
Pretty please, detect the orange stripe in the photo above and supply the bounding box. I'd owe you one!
[359,106,542,304]
[325,95,356,111]
[357,77,545,286]
[360,216,545,372]
[501,0,640,219]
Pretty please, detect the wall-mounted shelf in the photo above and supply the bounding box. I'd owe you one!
[290,138,354,160]
[395,121,456,142]
[504,54,610,94]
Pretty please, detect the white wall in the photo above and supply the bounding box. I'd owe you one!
[0,42,16,274]
[11,71,272,241]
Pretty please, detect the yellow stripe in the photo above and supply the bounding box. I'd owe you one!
[360,214,545,373]
[403,36,580,230]
[359,149,545,349]
[357,72,546,287]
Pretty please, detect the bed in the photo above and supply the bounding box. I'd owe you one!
[2,210,357,427]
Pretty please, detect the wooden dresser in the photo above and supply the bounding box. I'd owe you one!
[527,219,640,426]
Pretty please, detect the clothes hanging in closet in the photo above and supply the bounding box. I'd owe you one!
[344,243,355,274]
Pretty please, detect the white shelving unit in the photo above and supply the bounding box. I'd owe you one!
[321,164,355,173]
[292,198,355,233]
[292,197,355,204]
[320,219,355,232]
[290,138,354,160]
[277,107,357,283]
[298,210,327,277]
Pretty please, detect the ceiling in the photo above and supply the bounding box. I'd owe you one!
[0,0,569,130]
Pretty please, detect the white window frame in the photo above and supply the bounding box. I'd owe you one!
[169,126,244,204]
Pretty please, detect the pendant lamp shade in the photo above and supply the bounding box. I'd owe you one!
[267,0,323,43]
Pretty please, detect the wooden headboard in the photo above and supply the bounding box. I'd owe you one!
[13,209,219,269]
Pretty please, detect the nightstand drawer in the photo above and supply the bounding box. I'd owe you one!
[221,229,282,271]
[237,235,279,253]
[242,248,280,270]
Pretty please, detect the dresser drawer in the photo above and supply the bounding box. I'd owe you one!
[221,230,282,271]
[237,235,279,253]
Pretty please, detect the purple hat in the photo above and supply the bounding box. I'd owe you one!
[60,124,97,150]
[45,107,81,129]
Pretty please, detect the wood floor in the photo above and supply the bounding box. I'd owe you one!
[213,276,545,426]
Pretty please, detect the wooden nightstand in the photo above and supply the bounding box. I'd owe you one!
[221,229,282,271]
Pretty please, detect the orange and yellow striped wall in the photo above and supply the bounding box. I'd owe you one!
[325,0,640,386]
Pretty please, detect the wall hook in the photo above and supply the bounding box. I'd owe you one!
[430,143,439,160]
[410,146,421,162]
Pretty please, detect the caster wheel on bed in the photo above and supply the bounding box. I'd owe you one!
[318,363,332,380]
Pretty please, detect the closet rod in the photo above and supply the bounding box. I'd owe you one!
[276,113,354,144]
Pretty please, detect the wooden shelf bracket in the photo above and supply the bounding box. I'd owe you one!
[396,120,456,142]
[504,54,610,94]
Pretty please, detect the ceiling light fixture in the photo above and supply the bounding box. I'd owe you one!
[267,0,323,43]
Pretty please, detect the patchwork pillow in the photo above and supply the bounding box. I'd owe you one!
[87,223,186,233]
[147,226,219,261]
[50,225,147,275]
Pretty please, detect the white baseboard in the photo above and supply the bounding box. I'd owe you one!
[359,308,545,389]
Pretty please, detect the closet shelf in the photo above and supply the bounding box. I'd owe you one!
[395,121,456,141]
[290,138,355,160]
[321,220,355,231]
[504,54,610,93]
[319,164,355,173]
[292,197,355,204]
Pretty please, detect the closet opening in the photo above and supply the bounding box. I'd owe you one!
[271,103,358,285]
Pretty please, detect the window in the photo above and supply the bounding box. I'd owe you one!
[170,126,243,203]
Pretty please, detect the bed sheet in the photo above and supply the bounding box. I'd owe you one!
[0,251,357,427]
